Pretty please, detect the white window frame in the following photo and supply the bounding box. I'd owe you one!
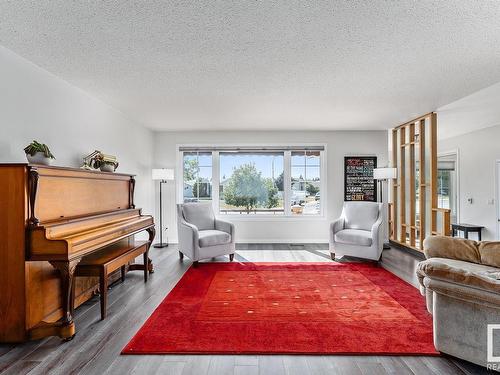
[176,143,327,220]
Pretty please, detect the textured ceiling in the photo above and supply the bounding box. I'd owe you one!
[1,1,500,132]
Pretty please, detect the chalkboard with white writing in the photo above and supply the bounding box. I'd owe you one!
[344,156,377,202]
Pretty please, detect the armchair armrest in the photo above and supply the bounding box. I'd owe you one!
[215,219,235,243]
[330,217,344,245]
[371,215,383,245]
[330,217,344,235]
[178,220,199,258]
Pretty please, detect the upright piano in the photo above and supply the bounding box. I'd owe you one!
[0,164,155,342]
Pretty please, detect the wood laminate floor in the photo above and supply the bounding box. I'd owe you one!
[0,244,490,375]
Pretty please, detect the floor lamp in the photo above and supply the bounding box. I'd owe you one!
[152,168,175,248]
[373,167,397,249]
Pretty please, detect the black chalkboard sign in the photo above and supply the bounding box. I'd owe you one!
[344,156,377,202]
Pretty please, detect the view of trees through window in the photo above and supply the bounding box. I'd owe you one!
[182,148,323,216]
[183,152,212,202]
[220,153,284,214]
[291,151,321,215]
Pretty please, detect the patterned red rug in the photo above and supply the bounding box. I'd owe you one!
[122,262,438,355]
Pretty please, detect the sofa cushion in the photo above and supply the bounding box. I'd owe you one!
[198,230,231,248]
[343,202,380,231]
[182,203,215,231]
[423,236,481,264]
[417,257,500,294]
[334,229,372,246]
[478,241,500,268]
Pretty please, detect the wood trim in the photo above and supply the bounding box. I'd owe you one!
[391,129,398,241]
[418,119,426,249]
[409,123,416,247]
[399,126,406,243]
[430,113,438,234]
[394,112,435,130]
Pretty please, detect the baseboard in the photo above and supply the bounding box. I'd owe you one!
[236,239,329,244]
[389,240,426,259]
[168,239,329,245]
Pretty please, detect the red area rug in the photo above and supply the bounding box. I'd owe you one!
[122,262,438,355]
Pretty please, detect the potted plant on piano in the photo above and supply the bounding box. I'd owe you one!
[24,140,55,165]
[91,153,119,172]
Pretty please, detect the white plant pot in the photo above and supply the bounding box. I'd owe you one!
[100,164,115,172]
[26,152,52,166]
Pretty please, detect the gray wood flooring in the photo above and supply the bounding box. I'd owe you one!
[0,244,490,375]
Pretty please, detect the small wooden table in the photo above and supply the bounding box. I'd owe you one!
[451,223,484,241]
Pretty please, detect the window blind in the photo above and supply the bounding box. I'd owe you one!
[179,145,325,152]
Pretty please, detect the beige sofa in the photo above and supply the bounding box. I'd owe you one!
[418,236,500,368]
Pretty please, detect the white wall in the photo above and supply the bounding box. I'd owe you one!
[0,46,155,219]
[437,82,500,240]
[153,131,388,243]
[439,124,500,240]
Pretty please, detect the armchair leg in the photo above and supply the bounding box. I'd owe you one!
[178,251,184,260]
[192,261,199,268]
[330,252,335,261]
[229,253,234,262]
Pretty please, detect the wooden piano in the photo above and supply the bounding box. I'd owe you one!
[0,164,155,342]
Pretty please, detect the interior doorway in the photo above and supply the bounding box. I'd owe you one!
[437,151,459,225]
[496,160,500,240]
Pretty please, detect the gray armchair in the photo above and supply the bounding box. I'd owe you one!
[177,203,235,265]
[329,201,384,261]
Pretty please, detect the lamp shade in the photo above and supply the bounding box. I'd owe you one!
[152,168,175,181]
[373,167,397,180]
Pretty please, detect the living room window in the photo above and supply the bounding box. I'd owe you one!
[178,145,325,217]
[291,151,321,215]
[182,152,213,203]
[220,152,285,215]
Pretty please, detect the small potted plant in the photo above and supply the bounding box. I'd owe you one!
[24,141,55,165]
[89,153,119,172]
[97,160,119,172]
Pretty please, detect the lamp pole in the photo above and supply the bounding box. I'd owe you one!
[154,179,168,248]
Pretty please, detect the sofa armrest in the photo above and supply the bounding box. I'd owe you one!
[423,235,481,263]
[215,219,235,243]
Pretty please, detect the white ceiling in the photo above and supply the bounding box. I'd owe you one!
[1,1,500,132]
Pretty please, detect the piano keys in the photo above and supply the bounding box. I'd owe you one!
[0,164,155,342]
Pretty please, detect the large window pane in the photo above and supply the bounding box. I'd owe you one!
[219,152,284,215]
[291,151,321,215]
[183,152,212,203]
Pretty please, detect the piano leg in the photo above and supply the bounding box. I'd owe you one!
[49,259,80,341]
[146,226,156,273]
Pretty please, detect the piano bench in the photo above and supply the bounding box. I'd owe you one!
[76,240,151,320]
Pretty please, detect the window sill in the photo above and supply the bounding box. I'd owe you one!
[216,214,327,222]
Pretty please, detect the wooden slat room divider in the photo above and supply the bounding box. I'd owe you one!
[390,112,451,251]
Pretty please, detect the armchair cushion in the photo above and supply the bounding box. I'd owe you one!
[181,203,215,231]
[334,229,372,247]
[198,230,231,248]
[343,202,380,231]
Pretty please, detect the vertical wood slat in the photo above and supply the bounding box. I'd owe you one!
[409,123,416,247]
[418,119,426,249]
[430,113,438,234]
[399,126,406,244]
[391,129,398,241]
[443,209,451,236]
